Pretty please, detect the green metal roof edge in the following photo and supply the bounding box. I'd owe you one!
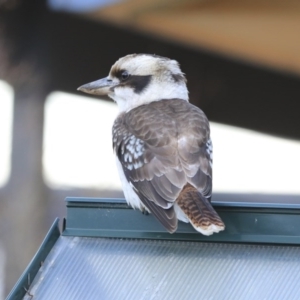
[63,197,300,245]
[66,196,300,209]
[6,218,60,300]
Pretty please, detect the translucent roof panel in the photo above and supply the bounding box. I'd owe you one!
[24,236,300,300]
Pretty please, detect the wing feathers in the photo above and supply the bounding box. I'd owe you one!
[113,99,219,234]
[151,175,180,200]
[134,187,177,233]
[130,179,171,209]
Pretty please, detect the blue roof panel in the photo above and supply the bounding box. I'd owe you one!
[24,236,300,300]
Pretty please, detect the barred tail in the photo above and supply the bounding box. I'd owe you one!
[176,184,225,236]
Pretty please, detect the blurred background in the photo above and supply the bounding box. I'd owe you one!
[1,0,300,297]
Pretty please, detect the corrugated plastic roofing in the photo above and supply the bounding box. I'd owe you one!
[4,197,298,299]
[24,236,300,300]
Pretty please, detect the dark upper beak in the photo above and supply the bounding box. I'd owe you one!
[77,77,114,96]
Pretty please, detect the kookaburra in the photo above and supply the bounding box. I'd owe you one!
[78,53,225,235]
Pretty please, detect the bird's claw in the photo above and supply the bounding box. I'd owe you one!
[141,207,149,215]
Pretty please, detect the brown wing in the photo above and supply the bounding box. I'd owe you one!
[175,103,213,200]
[113,99,212,232]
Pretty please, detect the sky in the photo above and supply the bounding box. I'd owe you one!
[0,81,13,187]
[48,0,121,12]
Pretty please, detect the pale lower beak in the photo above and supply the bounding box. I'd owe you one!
[77,77,114,96]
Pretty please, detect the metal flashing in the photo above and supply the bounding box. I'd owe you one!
[6,219,60,300]
[63,197,300,245]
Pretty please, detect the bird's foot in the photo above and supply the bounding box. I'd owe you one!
[141,207,149,215]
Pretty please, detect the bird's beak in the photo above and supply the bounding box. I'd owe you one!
[77,77,114,96]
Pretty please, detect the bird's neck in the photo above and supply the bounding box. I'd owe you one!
[111,82,189,113]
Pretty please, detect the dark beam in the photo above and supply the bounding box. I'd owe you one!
[44,12,300,140]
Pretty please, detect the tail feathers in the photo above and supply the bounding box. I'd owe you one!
[176,184,225,236]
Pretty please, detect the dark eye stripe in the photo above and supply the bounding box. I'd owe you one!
[124,75,152,94]
[111,68,152,93]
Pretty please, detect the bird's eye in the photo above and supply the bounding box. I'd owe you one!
[121,71,129,80]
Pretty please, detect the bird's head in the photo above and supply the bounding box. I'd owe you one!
[78,54,189,112]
